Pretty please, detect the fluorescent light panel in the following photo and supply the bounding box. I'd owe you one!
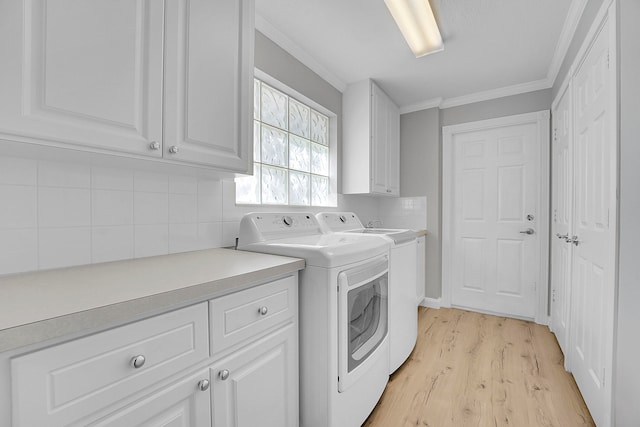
[384,0,444,57]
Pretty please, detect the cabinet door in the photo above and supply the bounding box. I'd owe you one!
[211,324,298,427]
[87,369,211,427]
[386,99,400,196]
[163,0,255,172]
[371,84,389,194]
[0,0,164,156]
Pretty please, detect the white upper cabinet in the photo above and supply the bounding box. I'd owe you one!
[0,0,254,174]
[342,79,400,196]
[163,0,254,172]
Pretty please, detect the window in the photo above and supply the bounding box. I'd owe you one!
[235,77,335,206]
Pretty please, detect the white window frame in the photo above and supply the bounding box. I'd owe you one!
[235,68,338,207]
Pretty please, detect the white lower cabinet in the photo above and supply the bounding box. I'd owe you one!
[89,369,212,427]
[211,325,297,427]
[7,275,298,427]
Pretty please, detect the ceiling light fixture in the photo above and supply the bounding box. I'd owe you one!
[384,0,444,57]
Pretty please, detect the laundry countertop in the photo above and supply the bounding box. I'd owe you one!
[0,248,304,352]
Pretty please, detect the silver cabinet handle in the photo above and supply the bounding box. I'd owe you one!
[258,306,268,316]
[555,233,568,241]
[169,145,179,154]
[519,228,535,235]
[219,369,230,381]
[198,379,210,391]
[130,355,146,369]
[149,141,160,150]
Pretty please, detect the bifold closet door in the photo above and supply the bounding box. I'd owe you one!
[550,82,573,366]
[569,15,616,427]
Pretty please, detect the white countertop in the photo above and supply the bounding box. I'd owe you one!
[0,249,304,352]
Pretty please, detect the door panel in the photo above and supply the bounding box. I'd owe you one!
[550,80,572,361]
[570,18,614,427]
[451,121,541,318]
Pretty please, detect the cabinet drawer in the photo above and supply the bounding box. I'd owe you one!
[210,275,296,355]
[11,303,209,427]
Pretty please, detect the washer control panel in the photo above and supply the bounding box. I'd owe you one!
[239,213,322,243]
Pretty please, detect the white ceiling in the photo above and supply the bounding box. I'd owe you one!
[255,0,586,112]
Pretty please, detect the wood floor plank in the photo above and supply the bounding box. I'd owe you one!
[363,307,594,427]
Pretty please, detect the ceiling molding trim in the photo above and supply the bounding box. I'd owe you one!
[399,97,443,114]
[546,0,589,85]
[439,78,551,109]
[255,14,348,93]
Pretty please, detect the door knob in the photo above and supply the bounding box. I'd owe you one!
[566,236,580,246]
[519,228,535,235]
[555,233,568,241]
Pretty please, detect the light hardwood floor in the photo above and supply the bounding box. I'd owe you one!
[363,307,594,427]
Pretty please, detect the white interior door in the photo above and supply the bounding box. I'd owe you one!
[569,15,616,427]
[446,116,546,319]
[550,82,573,364]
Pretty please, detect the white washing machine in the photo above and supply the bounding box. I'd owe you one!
[238,213,390,427]
[316,212,418,374]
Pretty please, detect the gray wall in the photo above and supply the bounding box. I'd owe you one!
[441,89,552,126]
[254,31,344,190]
[400,108,440,298]
[401,91,552,301]
[615,0,640,425]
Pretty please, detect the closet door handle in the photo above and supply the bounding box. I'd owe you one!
[556,233,568,241]
[519,228,535,235]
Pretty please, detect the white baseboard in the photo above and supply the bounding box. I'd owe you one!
[419,297,441,309]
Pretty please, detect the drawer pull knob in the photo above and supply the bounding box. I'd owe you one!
[258,306,268,316]
[149,141,160,150]
[130,355,146,369]
[169,145,179,154]
[219,369,230,381]
[198,379,210,391]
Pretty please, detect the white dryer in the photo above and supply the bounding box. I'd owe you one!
[316,212,418,374]
[238,213,390,427]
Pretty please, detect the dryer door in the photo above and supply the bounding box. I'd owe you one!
[337,256,388,392]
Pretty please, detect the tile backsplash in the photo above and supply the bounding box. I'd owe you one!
[1,156,426,276]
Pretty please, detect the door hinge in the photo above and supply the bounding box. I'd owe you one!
[602,367,606,387]
[607,50,610,69]
[553,128,557,142]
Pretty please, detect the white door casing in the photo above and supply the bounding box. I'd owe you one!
[550,79,574,367]
[442,111,550,323]
[568,5,617,425]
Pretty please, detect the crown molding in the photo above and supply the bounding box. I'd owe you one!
[439,78,551,109]
[546,0,589,85]
[255,14,348,93]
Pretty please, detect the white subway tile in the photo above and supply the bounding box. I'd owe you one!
[169,193,197,223]
[0,228,38,275]
[38,187,91,227]
[0,185,37,229]
[0,157,37,186]
[221,221,240,248]
[169,223,199,253]
[39,227,91,269]
[134,192,168,225]
[38,161,90,188]
[92,225,134,263]
[197,222,223,249]
[92,167,134,191]
[169,175,198,194]
[134,171,168,193]
[134,224,169,258]
[197,179,222,222]
[92,190,134,226]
